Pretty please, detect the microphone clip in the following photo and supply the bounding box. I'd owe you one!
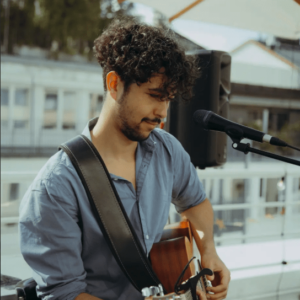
[232,142,251,155]
[225,126,244,144]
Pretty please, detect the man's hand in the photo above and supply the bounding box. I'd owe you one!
[201,252,230,300]
[197,288,209,300]
[181,200,231,299]
[145,289,208,300]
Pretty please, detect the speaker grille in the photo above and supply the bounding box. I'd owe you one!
[165,50,231,169]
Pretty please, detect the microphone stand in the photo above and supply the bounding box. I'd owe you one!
[230,140,300,166]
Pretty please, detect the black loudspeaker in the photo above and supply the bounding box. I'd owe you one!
[165,50,231,169]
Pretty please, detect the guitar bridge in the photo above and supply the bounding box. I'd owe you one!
[152,290,193,300]
[147,272,209,300]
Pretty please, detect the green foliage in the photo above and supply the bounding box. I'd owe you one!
[39,0,104,58]
[1,0,132,60]
[1,0,45,53]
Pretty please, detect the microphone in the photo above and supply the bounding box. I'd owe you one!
[193,110,288,147]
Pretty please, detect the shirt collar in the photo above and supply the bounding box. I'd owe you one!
[81,117,97,141]
[81,117,157,151]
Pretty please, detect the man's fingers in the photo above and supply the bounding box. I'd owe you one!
[206,275,215,282]
[196,289,208,300]
[207,283,227,294]
[209,269,230,292]
[206,273,230,299]
[206,290,227,300]
[221,269,231,286]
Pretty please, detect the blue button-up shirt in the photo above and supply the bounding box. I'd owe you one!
[19,118,206,300]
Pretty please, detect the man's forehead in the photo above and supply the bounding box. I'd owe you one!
[146,75,176,94]
[147,73,165,86]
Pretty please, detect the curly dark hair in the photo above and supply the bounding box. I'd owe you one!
[93,17,199,101]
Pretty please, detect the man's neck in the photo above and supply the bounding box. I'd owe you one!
[91,107,138,162]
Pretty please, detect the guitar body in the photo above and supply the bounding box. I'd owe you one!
[150,220,196,293]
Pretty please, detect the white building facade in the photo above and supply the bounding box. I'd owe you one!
[1,51,300,300]
[1,55,104,154]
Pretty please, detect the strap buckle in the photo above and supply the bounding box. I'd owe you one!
[142,284,164,297]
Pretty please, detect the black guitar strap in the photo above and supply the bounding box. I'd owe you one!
[59,134,163,293]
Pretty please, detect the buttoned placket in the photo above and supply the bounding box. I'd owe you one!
[86,120,158,254]
[135,139,156,254]
[109,139,156,254]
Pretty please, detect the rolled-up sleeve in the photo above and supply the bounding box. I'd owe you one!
[168,135,206,213]
[19,173,87,300]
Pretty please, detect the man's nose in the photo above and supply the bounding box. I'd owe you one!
[155,101,169,119]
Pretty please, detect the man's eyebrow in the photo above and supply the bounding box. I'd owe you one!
[148,88,167,94]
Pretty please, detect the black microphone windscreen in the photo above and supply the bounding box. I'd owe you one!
[193,110,211,128]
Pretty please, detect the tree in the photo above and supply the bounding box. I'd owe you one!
[1,0,134,60]
[1,0,44,54]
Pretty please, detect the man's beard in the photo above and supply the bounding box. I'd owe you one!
[117,92,160,142]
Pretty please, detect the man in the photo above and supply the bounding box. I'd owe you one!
[19,18,230,300]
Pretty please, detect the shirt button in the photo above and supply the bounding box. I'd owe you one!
[114,178,118,181]
[145,235,149,239]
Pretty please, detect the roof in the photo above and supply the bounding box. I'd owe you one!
[230,40,300,88]
[231,40,299,70]
[1,55,102,73]
[275,46,300,69]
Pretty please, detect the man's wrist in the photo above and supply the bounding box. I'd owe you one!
[199,241,217,256]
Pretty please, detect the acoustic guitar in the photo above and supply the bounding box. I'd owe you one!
[149,220,212,299]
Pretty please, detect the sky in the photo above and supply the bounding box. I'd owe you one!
[132,3,271,52]
[171,19,270,52]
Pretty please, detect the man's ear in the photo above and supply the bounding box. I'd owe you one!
[106,71,119,100]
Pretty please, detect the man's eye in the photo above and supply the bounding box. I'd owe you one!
[148,93,172,102]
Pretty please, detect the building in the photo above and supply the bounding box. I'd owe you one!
[228,40,300,161]
[1,45,300,300]
[1,55,104,157]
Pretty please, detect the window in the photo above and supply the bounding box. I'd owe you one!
[43,93,58,129]
[260,178,263,197]
[9,183,19,201]
[15,89,28,106]
[269,112,289,132]
[1,89,9,129]
[259,178,267,198]
[232,179,245,203]
[90,94,103,119]
[45,94,57,110]
[14,120,29,128]
[293,177,300,193]
[203,179,214,202]
[1,89,9,106]
[277,113,289,131]
[13,89,30,129]
[62,92,76,129]
[265,178,280,215]
[1,120,8,129]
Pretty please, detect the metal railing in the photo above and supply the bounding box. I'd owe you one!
[2,164,299,243]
